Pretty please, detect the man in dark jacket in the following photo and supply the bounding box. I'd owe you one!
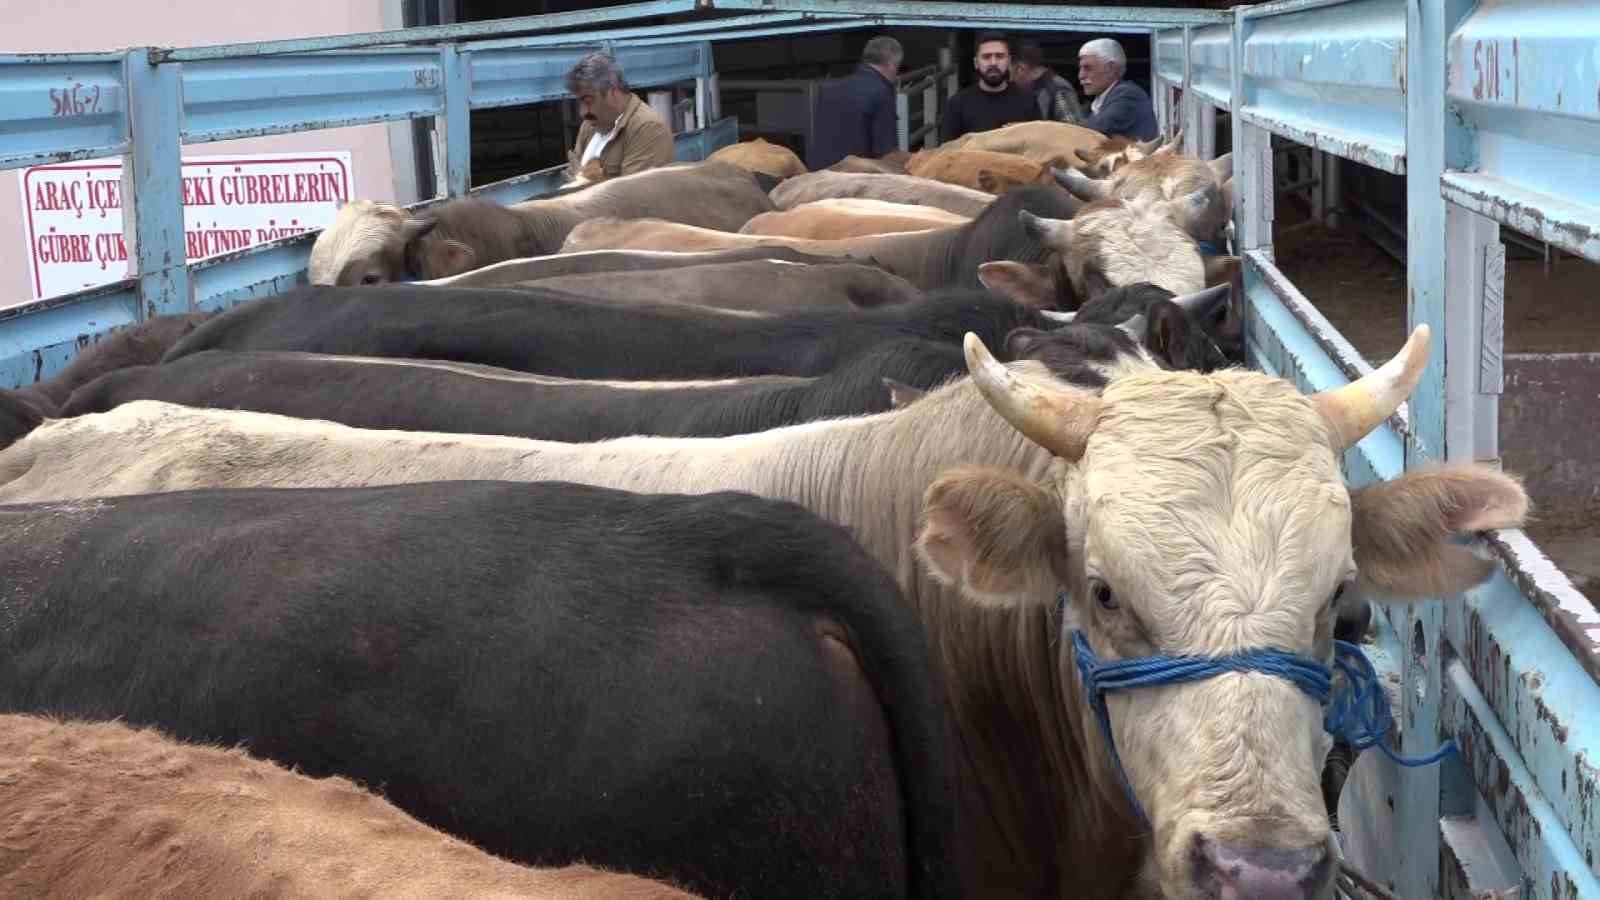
[1012,39,1084,125]
[1077,37,1159,141]
[938,31,1040,143]
[807,36,903,170]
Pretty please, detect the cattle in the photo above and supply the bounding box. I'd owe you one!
[904,148,1067,195]
[562,186,1086,292]
[308,161,776,285]
[60,339,967,441]
[937,120,1108,168]
[1009,189,1237,302]
[421,245,846,288]
[0,713,702,899]
[0,480,960,900]
[507,258,924,313]
[740,198,970,240]
[1053,143,1236,248]
[0,390,46,450]
[828,151,911,174]
[707,137,808,180]
[4,310,213,416]
[1069,134,1162,177]
[560,218,830,255]
[770,170,995,218]
[157,283,1057,379]
[0,322,1527,900]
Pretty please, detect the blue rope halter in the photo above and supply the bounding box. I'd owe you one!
[1068,624,1456,823]
[1194,240,1224,257]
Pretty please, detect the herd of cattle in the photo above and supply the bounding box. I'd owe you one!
[0,120,1530,900]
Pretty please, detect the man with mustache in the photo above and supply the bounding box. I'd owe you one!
[565,51,674,181]
[1077,37,1159,141]
[938,31,1041,143]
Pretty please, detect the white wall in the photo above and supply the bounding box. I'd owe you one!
[0,0,413,306]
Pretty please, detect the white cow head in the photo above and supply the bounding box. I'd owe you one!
[915,326,1529,899]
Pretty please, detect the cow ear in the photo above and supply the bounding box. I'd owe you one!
[1145,300,1192,369]
[1351,464,1530,599]
[421,239,477,278]
[978,261,1056,310]
[915,465,1068,606]
[883,378,927,409]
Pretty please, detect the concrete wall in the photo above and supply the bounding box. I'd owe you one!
[1,0,414,307]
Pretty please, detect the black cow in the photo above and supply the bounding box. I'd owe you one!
[64,339,967,441]
[161,285,1057,380]
[0,390,47,451]
[0,480,960,900]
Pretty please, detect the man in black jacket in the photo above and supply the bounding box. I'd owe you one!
[1012,39,1085,125]
[807,35,904,170]
[938,31,1040,143]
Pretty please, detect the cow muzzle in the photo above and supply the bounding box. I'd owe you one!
[1190,835,1334,900]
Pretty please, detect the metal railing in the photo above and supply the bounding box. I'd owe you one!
[3,3,1598,897]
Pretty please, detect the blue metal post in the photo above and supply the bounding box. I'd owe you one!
[440,44,471,197]
[122,49,190,319]
[1230,12,1271,255]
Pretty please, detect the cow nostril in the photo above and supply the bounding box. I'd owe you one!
[1193,835,1332,900]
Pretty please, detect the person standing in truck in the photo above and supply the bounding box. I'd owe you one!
[938,32,1040,143]
[565,51,675,180]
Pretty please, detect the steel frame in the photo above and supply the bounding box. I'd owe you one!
[3,2,1599,896]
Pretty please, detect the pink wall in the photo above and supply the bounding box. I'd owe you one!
[1,0,407,306]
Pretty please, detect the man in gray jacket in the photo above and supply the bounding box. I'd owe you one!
[1011,40,1084,125]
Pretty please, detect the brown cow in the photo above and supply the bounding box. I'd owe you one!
[1070,134,1163,177]
[0,713,700,899]
[308,161,775,285]
[707,137,808,180]
[770,170,995,218]
[906,148,1068,196]
[0,328,1528,900]
[740,198,970,239]
[939,121,1107,167]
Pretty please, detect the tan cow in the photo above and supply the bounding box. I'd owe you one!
[707,137,808,180]
[739,198,969,239]
[561,184,1227,298]
[905,148,1070,196]
[939,120,1108,167]
[0,326,1526,900]
[828,150,912,174]
[0,713,699,899]
[770,170,995,218]
[1055,139,1234,214]
[307,161,775,285]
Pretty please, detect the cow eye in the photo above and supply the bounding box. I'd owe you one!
[360,272,382,285]
[1328,582,1349,611]
[1090,578,1117,611]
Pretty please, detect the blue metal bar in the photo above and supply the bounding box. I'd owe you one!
[0,53,129,171]
[149,1,703,62]
[0,282,138,390]
[1236,0,1406,174]
[123,51,189,319]
[1442,656,1600,900]
[673,114,740,161]
[180,50,445,143]
[462,12,851,51]
[469,42,710,110]
[1188,24,1233,110]
[622,17,1156,45]
[1443,0,1600,264]
[440,45,471,197]
[705,0,1230,27]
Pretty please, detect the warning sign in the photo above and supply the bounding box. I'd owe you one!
[18,152,354,301]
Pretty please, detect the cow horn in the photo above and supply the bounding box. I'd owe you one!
[963,332,1100,460]
[1311,324,1431,451]
[1052,166,1109,202]
[1040,310,1077,325]
[1170,283,1231,321]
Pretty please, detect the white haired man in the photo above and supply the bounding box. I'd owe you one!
[565,51,674,180]
[1077,38,1159,141]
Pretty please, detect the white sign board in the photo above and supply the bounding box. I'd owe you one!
[17,152,354,301]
